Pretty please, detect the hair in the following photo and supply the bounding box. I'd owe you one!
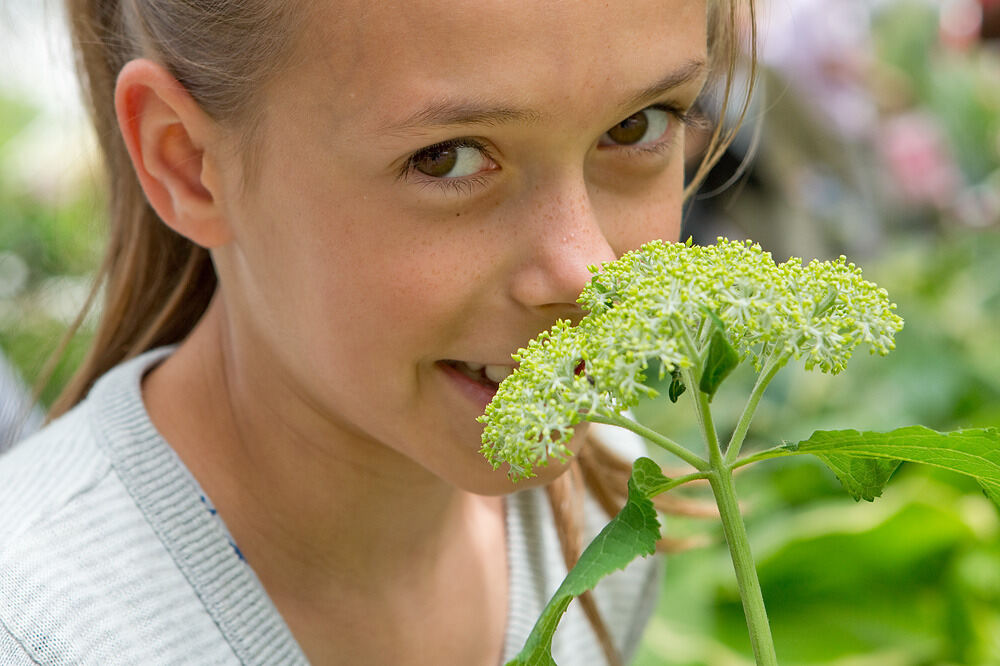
[52,1,757,663]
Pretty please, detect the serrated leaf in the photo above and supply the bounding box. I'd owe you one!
[790,426,1000,508]
[506,460,661,666]
[631,457,673,497]
[813,454,902,501]
[699,327,739,399]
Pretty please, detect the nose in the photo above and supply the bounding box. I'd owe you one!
[508,182,618,313]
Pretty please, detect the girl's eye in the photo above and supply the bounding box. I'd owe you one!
[408,140,495,179]
[600,106,672,147]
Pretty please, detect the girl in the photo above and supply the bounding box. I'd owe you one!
[0,1,754,664]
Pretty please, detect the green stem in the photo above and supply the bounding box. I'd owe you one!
[724,348,791,465]
[587,411,709,472]
[732,444,796,470]
[650,470,713,495]
[696,389,725,466]
[708,466,778,666]
[676,325,724,466]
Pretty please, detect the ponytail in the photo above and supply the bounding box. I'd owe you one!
[47,0,300,417]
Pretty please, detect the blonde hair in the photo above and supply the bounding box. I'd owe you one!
[52,1,757,663]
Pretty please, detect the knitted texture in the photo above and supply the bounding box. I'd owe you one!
[0,352,43,454]
[0,349,659,665]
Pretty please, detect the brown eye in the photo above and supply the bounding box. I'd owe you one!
[600,107,671,147]
[409,140,493,179]
[607,112,650,145]
[413,145,459,177]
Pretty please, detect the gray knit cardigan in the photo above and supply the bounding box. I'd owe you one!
[0,348,660,665]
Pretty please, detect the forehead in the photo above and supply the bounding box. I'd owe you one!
[296,0,707,127]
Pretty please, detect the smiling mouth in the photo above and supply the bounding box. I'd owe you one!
[440,360,515,388]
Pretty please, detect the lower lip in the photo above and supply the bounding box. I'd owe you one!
[437,361,499,411]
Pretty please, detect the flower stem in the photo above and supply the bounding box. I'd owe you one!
[587,411,709,471]
[695,388,725,467]
[676,325,725,466]
[708,465,778,666]
[724,348,791,465]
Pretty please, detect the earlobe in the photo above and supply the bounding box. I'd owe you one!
[115,59,232,248]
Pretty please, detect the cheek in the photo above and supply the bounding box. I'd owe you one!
[596,158,686,256]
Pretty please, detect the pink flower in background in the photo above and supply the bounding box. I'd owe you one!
[940,0,984,51]
[879,112,963,209]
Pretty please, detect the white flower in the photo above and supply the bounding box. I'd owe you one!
[480,238,904,480]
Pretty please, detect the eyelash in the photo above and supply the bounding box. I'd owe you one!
[400,103,702,194]
[609,103,702,158]
[398,138,497,194]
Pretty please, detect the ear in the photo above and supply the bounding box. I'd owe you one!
[115,58,232,248]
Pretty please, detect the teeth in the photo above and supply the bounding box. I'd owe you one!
[464,362,485,372]
[484,364,513,384]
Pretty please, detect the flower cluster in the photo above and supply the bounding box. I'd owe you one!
[480,238,904,480]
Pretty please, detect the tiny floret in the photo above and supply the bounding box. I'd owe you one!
[480,238,904,480]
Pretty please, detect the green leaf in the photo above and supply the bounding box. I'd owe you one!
[791,426,1000,507]
[699,327,739,399]
[813,284,839,317]
[979,478,1000,506]
[668,368,686,403]
[506,460,661,665]
[631,457,673,497]
[813,454,902,501]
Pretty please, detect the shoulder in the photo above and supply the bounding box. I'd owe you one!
[0,402,111,545]
[0,351,243,665]
[0,347,175,546]
[0,351,43,453]
[0,404,148,664]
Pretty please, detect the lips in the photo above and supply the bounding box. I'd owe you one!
[441,359,514,388]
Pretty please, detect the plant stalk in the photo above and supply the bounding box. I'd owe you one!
[696,388,725,467]
[708,465,778,666]
[587,411,709,471]
[724,348,791,465]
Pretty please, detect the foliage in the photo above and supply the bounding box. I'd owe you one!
[0,93,100,405]
[480,239,1000,665]
[633,233,1000,666]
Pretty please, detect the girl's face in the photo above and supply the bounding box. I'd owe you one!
[211,0,708,494]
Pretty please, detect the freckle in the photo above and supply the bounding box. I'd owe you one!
[456,212,461,217]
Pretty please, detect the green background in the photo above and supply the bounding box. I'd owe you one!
[1,2,998,664]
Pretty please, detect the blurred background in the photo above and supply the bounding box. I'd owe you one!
[1,0,998,664]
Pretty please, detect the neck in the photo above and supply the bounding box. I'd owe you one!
[143,300,506,603]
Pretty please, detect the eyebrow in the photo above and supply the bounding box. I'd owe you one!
[618,59,708,115]
[385,103,543,134]
[382,58,707,134]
